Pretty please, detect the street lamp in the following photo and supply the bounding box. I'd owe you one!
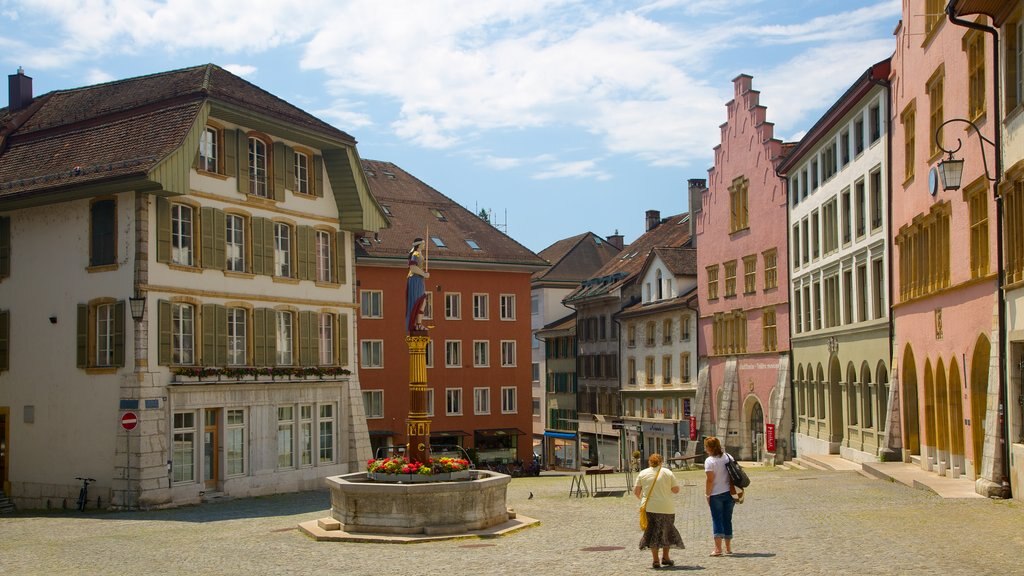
[128,294,146,322]
[933,118,996,192]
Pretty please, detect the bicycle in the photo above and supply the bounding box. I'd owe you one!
[75,477,95,511]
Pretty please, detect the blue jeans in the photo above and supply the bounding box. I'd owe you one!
[708,492,735,539]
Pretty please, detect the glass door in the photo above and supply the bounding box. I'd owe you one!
[203,409,220,489]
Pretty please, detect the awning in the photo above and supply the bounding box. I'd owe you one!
[474,428,528,437]
[543,430,577,440]
[430,430,470,438]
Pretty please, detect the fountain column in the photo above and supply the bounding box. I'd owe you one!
[406,333,431,464]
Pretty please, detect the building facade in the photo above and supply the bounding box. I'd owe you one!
[535,314,578,469]
[779,60,896,463]
[354,160,547,467]
[695,75,792,463]
[0,65,386,509]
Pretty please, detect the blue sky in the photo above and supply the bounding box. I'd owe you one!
[0,0,902,252]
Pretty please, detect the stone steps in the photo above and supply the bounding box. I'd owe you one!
[0,491,16,514]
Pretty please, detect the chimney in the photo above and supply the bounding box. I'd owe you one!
[8,67,32,112]
[687,178,706,245]
[645,210,661,232]
[606,231,624,250]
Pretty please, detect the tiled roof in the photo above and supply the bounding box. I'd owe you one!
[533,231,620,282]
[617,286,698,317]
[356,159,548,268]
[565,212,691,303]
[0,64,354,200]
[653,247,697,276]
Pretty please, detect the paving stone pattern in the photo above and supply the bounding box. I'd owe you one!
[1,467,1022,575]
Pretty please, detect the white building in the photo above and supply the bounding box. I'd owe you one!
[0,65,387,509]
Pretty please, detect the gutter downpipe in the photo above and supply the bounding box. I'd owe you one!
[946,2,1010,497]
[685,292,703,454]
[775,149,797,463]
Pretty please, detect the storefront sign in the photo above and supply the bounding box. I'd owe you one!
[765,423,776,452]
[689,416,697,441]
[642,422,671,435]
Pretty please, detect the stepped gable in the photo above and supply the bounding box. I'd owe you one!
[0,64,354,199]
[708,74,786,194]
[357,159,547,267]
[534,232,621,282]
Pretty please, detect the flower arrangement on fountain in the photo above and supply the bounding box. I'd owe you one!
[366,456,471,476]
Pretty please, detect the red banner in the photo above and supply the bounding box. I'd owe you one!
[765,423,776,452]
[689,416,697,441]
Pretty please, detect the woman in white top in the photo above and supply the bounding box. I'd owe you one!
[633,453,684,569]
[703,436,736,556]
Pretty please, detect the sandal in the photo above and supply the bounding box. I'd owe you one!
[709,551,723,557]
[652,561,661,569]
[661,559,674,566]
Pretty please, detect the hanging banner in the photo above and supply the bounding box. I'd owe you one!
[689,416,697,441]
[765,423,776,452]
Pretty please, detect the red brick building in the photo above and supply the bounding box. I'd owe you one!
[355,160,547,466]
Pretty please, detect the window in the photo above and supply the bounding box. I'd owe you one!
[173,303,195,365]
[466,239,481,250]
[928,68,944,159]
[824,275,840,328]
[966,30,986,120]
[319,313,334,365]
[473,340,490,367]
[844,269,854,324]
[681,314,691,341]
[249,136,269,197]
[811,210,820,259]
[729,177,749,232]
[901,103,916,182]
[707,265,719,300]
[363,390,383,418]
[199,126,219,173]
[662,318,672,345]
[361,340,383,368]
[925,0,943,37]
[294,151,310,194]
[171,203,194,266]
[319,404,335,463]
[872,258,885,320]
[792,225,801,267]
[361,290,383,319]
[473,294,489,320]
[811,159,819,191]
[500,294,516,320]
[740,254,757,294]
[276,406,295,469]
[823,198,838,254]
[501,386,517,413]
[474,387,491,415]
[869,102,881,144]
[316,230,332,282]
[1006,177,1024,285]
[227,307,247,366]
[793,288,802,334]
[446,388,463,415]
[813,280,822,329]
[628,358,637,385]
[89,199,116,267]
[870,169,883,230]
[226,409,245,476]
[966,183,989,279]
[501,340,516,367]
[445,340,462,367]
[627,324,637,347]
[645,356,655,385]
[95,302,116,367]
[1010,20,1024,111]
[274,222,291,277]
[801,219,809,264]
[854,179,866,238]
[431,236,447,248]
[840,129,850,166]
[857,264,868,322]
[445,293,461,320]
[425,389,435,416]
[662,355,672,384]
[841,187,852,243]
[226,214,246,272]
[791,176,800,207]
[645,322,656,347]
[172,412,195,483]
[681,352,691,383]
[424,339,434,368]
[275,311,293,365]
[724,260,737,297]
[431,209,447,221]
[854,116,864,156]
[300,405,313,467]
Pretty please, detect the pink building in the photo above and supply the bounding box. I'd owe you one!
[695,75,792,462]
[889,1,1004,495]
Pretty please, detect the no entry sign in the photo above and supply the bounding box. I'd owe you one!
[121,411,138,431]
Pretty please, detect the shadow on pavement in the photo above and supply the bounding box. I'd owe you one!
[726,552,776,558]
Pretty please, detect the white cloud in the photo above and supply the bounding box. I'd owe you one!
[315,100,374,130]
[222,64,256,77]
[533,159,611,181]
[84,67,115,84]
[2,9,18,19]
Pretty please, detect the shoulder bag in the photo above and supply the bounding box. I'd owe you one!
[725,453,750,489]
[639,466,662,530]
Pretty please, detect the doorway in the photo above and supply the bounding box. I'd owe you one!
[902,345,920,456]
[749,400,764,461]
[203,408,221,489]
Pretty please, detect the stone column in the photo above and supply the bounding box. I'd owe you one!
[406,334,431,463]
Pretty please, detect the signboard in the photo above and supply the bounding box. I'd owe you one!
[689,416,698,441]
[765,423,776,452]
[121,411,138,431]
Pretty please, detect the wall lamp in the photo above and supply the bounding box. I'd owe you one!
[933,118,996,192]
[128,294,146,322]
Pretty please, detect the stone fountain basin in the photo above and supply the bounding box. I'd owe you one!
[326,470,511,536]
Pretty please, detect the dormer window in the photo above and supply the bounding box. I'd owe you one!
[199,127,219,173]
[358,237,372,247]
[465,239,480,250]
[294,151,309,194]
[431,209,447,222]
[381,205,392,216]
[431,236,447,248]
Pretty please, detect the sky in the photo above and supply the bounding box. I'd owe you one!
[0,0,902,253]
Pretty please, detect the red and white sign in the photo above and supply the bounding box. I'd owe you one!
[689,416,698,441]
[765,423,776,452]
[121,411,138,431]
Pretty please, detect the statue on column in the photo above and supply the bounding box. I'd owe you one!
[406,237,429,333]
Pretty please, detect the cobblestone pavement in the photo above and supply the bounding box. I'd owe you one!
[2,467,1022,575]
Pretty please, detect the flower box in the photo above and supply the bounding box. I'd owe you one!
[367,470,470,483]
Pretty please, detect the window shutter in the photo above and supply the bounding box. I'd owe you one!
[335,230,348,284]
[285,146,296,190]
[201,207,215,269]
[113,300,125,367]
[77,304,88,368]
[214,209,226,269]
[224,128,237,178]
[158,300,171,366]
[314,155,324,198]
[202,304,217,366]
[0,310,9,371]
[251,217,265,276]
[156,197,171,263]
[200,207,226,270]
[298,311,314,366]
[338,312,349,367]
[236,129,249,194]
[0,216,9,278]
[273,141,287,201]
[217,305,228,366]
[307,227,318,281]
[296,226,310,281]
[254,308,275,366]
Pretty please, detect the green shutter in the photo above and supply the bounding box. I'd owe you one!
[307,227,318,281]
[285,146,296,191]
[0,216,10,278]
[338,312,349,367]
[199,207,226,270]
[296,225,310,281]
[335,230,348,285]
[158,300,171,366]
[236,129,249,194]
[156,197,171,263]
[201,207,216,269]
[298,311,310,366]
[224,128,237,178]
[0,310,10,371]
[202,304,217,366]
[113,300,125,367]
[254,308,267,366]
[251,217,265,276]
[273,141,286,201]
[214,209,225,269]
[76,304,88,368]
[216,305,228,366]
[313,155,324,198]
[263,219,275,275]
